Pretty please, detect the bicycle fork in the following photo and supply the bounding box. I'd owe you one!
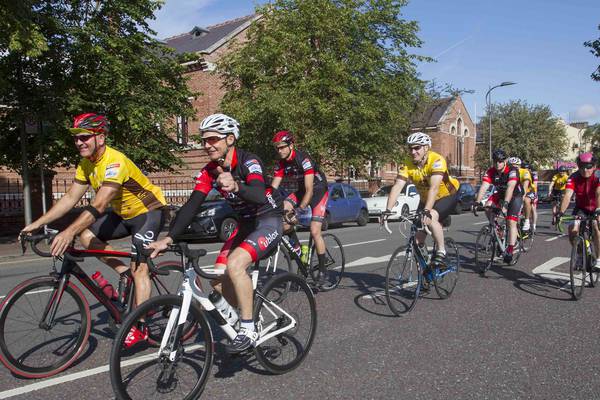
[39,274,69,330]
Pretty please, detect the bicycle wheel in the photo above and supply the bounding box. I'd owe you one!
[475,226,495,275]
[569,236,585,300]
[385,246,421,316]
[309,233,345,291]
[253,273,317,374]
[110,295,213,400]
[520,227,534,253]
[257,243,293,286]
[0,276,91,379]
[433,238,460,299]
[153,260,186,295]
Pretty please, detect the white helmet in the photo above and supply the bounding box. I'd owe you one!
[508,157,521,166]
[199,113,240,139]
[406,131,432,146]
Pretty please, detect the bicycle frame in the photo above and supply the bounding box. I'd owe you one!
[158,258,299,360]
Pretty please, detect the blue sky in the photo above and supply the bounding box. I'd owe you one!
[150,0,600,124]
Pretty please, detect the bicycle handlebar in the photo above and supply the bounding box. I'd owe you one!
[380,210,432,235]
[145,243,212,279]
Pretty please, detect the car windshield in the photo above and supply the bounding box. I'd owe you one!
[373,186,392,197]
[205,188,223,201]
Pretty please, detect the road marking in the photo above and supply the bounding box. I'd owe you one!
[546,234,566,242]
[532,257,579,289]
[0,257,48,266]
[0,288,53,300]
[0,344,205,399]
[340,239,387,248]
[345,255,392,268]
[473,221,488,225]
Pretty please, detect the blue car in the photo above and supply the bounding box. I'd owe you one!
[320,182,369,230]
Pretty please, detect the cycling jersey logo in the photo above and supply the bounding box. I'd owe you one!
[432,159,442,169]
[105,163,121,179]
[257,231,279,251]
[244,159,263,174]
[301,158,312,171]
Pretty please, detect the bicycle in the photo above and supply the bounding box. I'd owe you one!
[382,210,460,316]
[557,214,600,299]
[109,241,317,400]
[550,192,565,228]
[474,205,527,275]
[0,230,185,379]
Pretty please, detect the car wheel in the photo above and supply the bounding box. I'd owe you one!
[219,217,238,241]
[357,208,369,226]
[401,204,410,218]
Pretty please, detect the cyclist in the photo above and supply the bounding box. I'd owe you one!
[148,113,282,352]
[549,165,569,225]
[474,149,524,264]
[555,152,600,267]
[20,113,168,347]
[270,130,329,286]
[508,157,532,232]
[383,132,459,265]
[523,160,539,232]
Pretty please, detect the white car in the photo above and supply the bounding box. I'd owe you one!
[365,183,420,221]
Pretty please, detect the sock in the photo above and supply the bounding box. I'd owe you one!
[318,253,327,273]
[436,249,446,256]
[240,319,255,332]
[507,245,514,254]
[523,219,530,229]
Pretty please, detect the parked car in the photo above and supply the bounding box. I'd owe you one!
[537,183,551,203]
[364,184,420,221]
[454,183,476,214]
[319,182,369,230]
[172,189,239,242]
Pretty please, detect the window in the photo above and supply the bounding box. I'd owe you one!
[176,116,188,145]
[331,186,344,199]
[408,185,418,196]
[345,185,356,198]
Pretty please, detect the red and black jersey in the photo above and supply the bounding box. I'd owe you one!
[273,149,327,192]
[565,170,600,212]
[194,148,280,219]
[482,165,523,196]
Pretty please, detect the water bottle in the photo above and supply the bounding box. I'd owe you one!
[300,244,310,264]
[209,291,239,326]
[92,271,118,300]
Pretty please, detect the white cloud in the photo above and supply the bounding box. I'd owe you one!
[573,104,600,121]
[149,0,216,39]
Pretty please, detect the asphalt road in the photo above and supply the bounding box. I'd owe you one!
[1,205,599,400]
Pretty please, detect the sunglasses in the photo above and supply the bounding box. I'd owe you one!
[409,145,423,151]
[73,134,98,143]
[274,144,289,151]
[201,135,227,146]
[578,163,595,169]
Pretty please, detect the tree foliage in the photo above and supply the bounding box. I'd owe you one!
[584,24,600,82]
[0,0,196,174]
[218,0,426,171]
[582,123,600,157]
[474,100,568,169]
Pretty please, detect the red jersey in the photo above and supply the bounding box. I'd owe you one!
[565,170,600,212]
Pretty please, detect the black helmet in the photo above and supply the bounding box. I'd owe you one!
[492,149,507,162]
[522,160,531,169]
[558,165,567,173]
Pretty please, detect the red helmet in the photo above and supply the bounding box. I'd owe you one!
[70,113,110,135]
[272,130,294,144]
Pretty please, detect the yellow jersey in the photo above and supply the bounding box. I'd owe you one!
[74,146,166,219]
[552,173,569,191]
[518,168,532,192]
[397,151,459,200]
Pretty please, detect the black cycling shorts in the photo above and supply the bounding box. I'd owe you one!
[88,208,167,250]
[417,194,458,222]
[216,215,283,265]
[285,185,329,222]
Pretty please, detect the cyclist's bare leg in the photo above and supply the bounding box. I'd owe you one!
[210,264,238,307]
[79,229,128,274]
[592,221,600,259]
[426,209,445,253]
[224,247,254,321]
[131,261,151,307]
[568,220,580,245]
[310,220,326,254]
[507,219,518,246]
[523,197,532,221]
[531,202,538,229]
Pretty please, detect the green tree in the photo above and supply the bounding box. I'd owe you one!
[218,0,426,172]
[582,123,600,157]
[584,24,600,81]
[0,0,196,174]
[474,100,568,169]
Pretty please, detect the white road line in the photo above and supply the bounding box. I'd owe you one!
[0,344,205,399]
[0,257,48,266]
[473,221,488,225]
[345,255,392,268]
[546,234,566,242]
[0,288,53,300]
[340,239,387,248]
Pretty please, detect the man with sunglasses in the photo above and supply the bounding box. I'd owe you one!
[383,132,459,266]
[148,113,282,352]
[555,152,600,268]
[269,130,330,286]
[20,112,167,347]
[474,149,523,264]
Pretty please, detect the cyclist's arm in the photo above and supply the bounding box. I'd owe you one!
[548,181,554,193]
[25,182,89,230]
[424,174,442,211]
[521,179,530,197]
[270,176,283,190]
[386,178,407,211]
[299,173,314,209]
[63,184,119,237]
[503,180,517,203]
[558,188,573,214]
[164,191,207,243]
[475,181,490,203]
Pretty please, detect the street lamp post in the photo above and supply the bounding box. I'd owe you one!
[485,81,517,163]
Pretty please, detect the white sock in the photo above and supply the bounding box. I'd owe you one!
[240,320,255,332]
[523,220,530,229]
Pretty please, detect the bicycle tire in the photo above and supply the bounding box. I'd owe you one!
[385,245,421,316]
[433,237,460,299]
[308,233,345,291]
[475,226,495,275]
[520,228,534,253]
[0,276,91,379]
[253,273,317,374]
[110,294,213,400]
[569,236,585,300]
